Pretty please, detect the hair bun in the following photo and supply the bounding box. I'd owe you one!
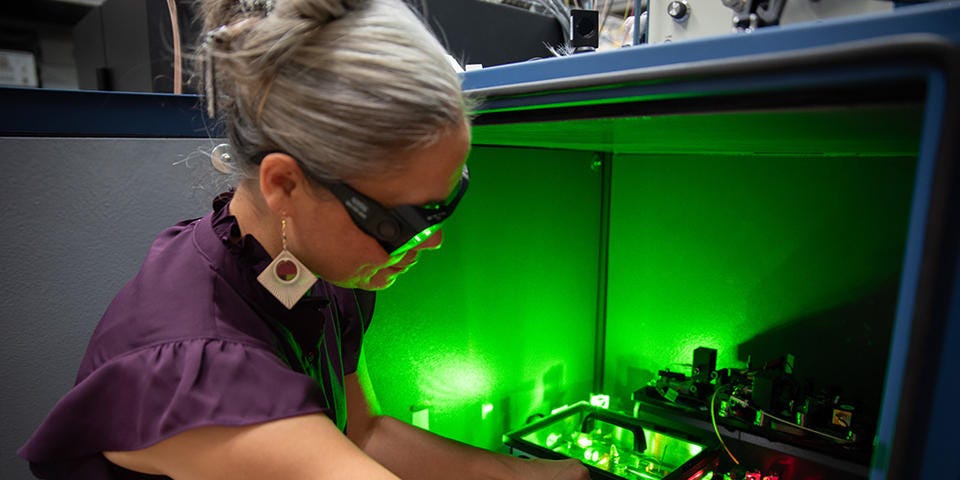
[280,0,368,26]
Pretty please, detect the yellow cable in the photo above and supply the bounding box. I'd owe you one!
[711,388,740,465]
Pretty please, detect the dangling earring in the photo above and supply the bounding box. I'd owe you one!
[257,216,317,309]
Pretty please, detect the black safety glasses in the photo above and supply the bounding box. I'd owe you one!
[321,166,469,256]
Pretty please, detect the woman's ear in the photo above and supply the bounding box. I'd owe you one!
[258,153,307,215]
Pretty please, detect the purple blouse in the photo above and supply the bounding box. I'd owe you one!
[18,193,374,479]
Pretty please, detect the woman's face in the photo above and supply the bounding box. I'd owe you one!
[288,126,471,291]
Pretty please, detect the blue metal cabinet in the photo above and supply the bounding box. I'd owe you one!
[464,3,960,479]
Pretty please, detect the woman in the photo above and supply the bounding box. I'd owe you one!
[19,0,589,478]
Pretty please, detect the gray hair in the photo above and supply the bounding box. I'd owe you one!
[198,0,471,182]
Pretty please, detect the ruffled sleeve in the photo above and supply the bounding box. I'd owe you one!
[19,197,377,479]
[19,338,328,479]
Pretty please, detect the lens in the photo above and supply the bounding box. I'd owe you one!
[388,223,444,256]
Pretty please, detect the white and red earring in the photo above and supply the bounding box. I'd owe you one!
[257,216,317,309]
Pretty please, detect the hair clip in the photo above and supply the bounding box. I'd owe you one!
[239,0,275,15]
[202,25,235,118]
[204,25,230,46]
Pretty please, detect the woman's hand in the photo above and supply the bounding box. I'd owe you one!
[513,457,591,480]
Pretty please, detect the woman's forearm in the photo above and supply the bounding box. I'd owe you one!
[357,415,588,480]
[358,415,515,480]
[346,360,586,480]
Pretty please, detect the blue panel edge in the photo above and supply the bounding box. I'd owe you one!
[462,1,960,91]
[0,87,221,138]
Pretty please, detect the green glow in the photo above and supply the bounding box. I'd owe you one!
[481,402,494,419]
[366,147,600,450]
[418,354,492,403]
[474,106,922,156]
[475,91,700,116]
[590,394,610,409]
[515,402,707,479]
[390,224,444,256]
[411,407,429,430]
[586,447,600,463]
[551,404,572,415]
[603,150,917,410]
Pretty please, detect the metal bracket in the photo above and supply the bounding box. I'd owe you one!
[725,0,788,31]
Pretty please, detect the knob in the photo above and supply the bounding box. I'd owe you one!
[376,219,399,238]
[667,0,689,22]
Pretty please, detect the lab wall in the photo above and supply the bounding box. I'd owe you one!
[366,146,602,451]
[0,137,217,480]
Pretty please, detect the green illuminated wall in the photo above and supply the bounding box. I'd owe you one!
[472,104,921,419]
[364,146,601,450]
[603,152,916,413]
